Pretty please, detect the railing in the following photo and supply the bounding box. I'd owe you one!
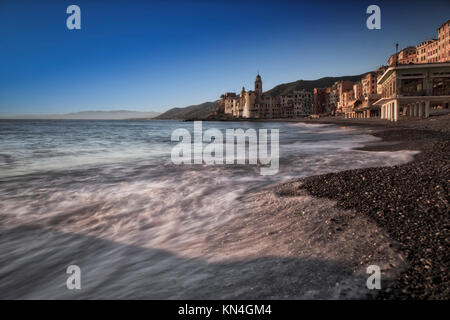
[432,88,450,96]
[398,89,428,96]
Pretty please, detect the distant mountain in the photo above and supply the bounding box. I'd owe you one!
[264,74,367,97]
[1,110,161,120]
[154,101,219,120]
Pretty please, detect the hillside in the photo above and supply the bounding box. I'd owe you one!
[264,74,366,97]
[154,101,219,120]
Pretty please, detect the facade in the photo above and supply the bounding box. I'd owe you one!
[336,80,354,114]
[388,53,397,67]
[341,89,354,117]
[277,90,313,118]
[438,20,450,62]
[313,88,331,114]
[398,46,417,64]
[416,39,437,63]
[374,63,450,121]
[328,82,339,115]
[426,39,439,63]
[388,46,417,66]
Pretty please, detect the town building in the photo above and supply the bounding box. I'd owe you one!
[417,39,437,63]
[398,46,417,64]
[328,83,339,115]
[335,80,354,115]
[280,90,313,117]
[438,20,450,62]
[313,88,331,115]
[426,40,439,63]
[341,89,354,117]
[374,63,450,121]
[388,46,417,66]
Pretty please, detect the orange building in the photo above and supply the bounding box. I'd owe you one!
[416,39,436,63]
[361,72,378,98]
[398,46,417,64]
[438,20,450,62]
[426,40,439,63]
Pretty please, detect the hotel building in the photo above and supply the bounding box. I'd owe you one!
[374,63,450,121]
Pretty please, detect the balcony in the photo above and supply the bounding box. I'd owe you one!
[398,89,428,96]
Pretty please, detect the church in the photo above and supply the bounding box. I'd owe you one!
[219,74,273,119]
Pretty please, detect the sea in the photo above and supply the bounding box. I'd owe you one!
[0,120,416,299]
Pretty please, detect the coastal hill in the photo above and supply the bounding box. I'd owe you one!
[154,101,219,120]
[1,110,161,120]
[154,74,367,120]
[265,74,366,97]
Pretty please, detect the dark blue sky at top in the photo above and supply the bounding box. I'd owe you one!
[0,0,449,115]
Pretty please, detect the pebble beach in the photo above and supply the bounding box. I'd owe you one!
[287,114,450,299]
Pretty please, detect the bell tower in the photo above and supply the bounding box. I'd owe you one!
[255,74,262,98]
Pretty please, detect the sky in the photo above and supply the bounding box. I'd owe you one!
[0,0,449,115]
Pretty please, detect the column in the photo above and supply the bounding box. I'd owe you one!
[388,103,391,121]
[393,100,398,122]
[418,102,423,118]
[414,103,418,117]
[425,101,430,118]
[381,105,385,119]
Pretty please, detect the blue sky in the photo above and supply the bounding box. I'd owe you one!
[0,0,449,115]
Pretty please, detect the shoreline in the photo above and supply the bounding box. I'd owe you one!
[272,116,449,299]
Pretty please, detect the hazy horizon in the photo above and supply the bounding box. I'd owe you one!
[0,110,162,120]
